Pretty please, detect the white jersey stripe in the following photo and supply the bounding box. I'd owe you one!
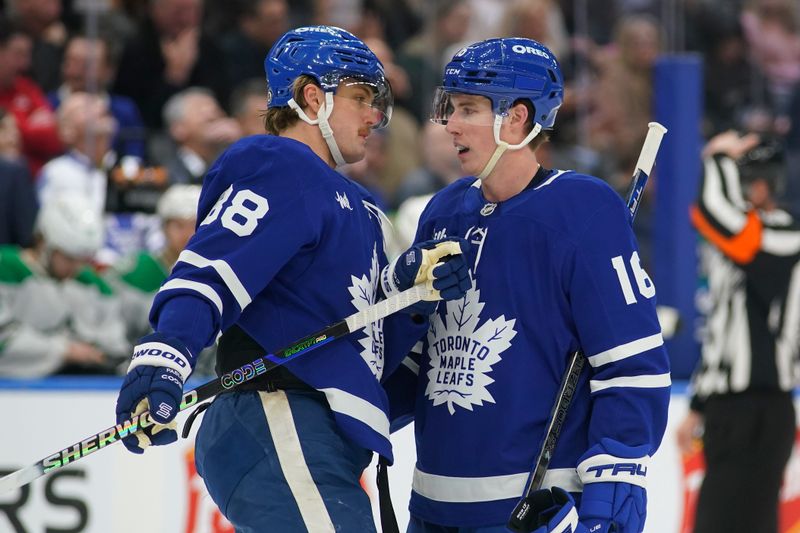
[177,250,252,310]
[402,356,420,376]
[719,157,748,211]
[319,388,390,441]
[534,170,569,190]
[412,467,581,503]
[702,158,747,233]
[762,228,800,256]
[590,372,671,393]
[158,279,223,315]
[777,261,800,389]
[587,333,664,367]
[577,453,649,488]
[259,391,335,532]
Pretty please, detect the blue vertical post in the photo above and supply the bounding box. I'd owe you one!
[653,55,703,379]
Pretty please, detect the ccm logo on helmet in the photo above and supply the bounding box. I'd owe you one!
[132,347,187,368]
[511,44,551,59]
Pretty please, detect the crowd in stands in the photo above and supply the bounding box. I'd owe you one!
[0,0,798,377]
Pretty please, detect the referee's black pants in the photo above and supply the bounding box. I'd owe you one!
[694,390,796,533]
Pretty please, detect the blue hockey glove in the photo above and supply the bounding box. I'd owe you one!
[115,333,194,454]
[381,237,471,315]
[578,482,645,533]
[577,439,649,533]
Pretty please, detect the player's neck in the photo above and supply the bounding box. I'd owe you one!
[480,151,540,203]
[281,124,336,168]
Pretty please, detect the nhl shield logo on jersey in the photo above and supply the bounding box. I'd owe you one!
[425,281,517,414]
[348,245,385,378]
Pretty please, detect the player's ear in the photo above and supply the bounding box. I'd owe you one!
[508,102,530,130]
[301,83,324,117]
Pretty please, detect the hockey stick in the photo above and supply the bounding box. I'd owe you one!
[508,122,668,532]
[0,283,431,494]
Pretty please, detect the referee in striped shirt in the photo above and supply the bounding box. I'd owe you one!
[678,131,799,533]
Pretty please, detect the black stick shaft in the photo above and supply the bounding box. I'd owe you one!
[507,122,667,531]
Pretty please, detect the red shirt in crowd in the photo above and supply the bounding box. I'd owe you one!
[0,76,62,176]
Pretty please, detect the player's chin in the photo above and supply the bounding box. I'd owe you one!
[342,146,367,164]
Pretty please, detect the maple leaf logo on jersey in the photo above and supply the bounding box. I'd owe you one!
[348,244,385,379]
[425,281,517,414]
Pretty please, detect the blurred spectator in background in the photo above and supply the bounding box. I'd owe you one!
[0,194,129,377]
[48,34,146,159]
[156,87,241,185]
[0,104,22,162]
[6,0,67,92]
[699,10,756,135]
[219,0,288,88]
[341,127,390,209]
[112,0,229,132]
[37,91,116,215]
[391,122,462,254]
[363,36,420,206]
[0,16,61,176]
[394,122,461,207]
[229,78,267,137]
[0,109,37,247]
[396,0,472,123]
[740,0,800,126]
[108,185,206,361]
[785,80,800,216]
[499,0,569,61]
[358,0,422,51]
[36,91,155,266]
[586,14,661,172]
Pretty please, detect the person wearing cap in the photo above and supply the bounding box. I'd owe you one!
[0,193,129,377]
[112,26,470,532]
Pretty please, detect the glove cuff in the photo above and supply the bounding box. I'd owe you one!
[381,255,404,297]
[128,334,193,382]
[577,439,650,488]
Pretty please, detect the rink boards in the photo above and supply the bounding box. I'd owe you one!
[0,378,798,533]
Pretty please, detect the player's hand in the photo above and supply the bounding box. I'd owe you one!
[702,130,760,160]
[579,481,645,533]
[381,238,471,315]
[508,487,588,533]
[115,333,194,454]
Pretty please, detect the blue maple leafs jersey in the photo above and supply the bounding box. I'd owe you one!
[148,135,426,461]
[391,170,671,527]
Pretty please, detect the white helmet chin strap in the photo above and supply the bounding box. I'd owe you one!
[288,92,346,167]
[476,115,543,180]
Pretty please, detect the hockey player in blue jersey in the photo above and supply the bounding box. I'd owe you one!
[386,38,671,533]
[113,26,470,532]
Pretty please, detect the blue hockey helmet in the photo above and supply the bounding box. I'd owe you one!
[265,25,392,128]
[431,38,563,129]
